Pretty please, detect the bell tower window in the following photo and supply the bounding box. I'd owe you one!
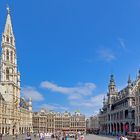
[6,68,9,80]
[11,51,13,63]
[10,37,13,45]
[6,37,9,43]
[6,50,9,61]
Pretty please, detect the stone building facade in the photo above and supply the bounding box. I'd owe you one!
[89,115,99,130]
[98,73,140,135]
[135,72,140,131]
[33,109,86,133]
[0,7,33,135]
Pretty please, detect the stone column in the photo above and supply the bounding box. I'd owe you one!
[110,124,112,134]
[9,127,12,135]
[107,124,109,134]
[129,122,131,132]
[123,123,126,136]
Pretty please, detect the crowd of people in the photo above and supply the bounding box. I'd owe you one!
[25,131,85,140]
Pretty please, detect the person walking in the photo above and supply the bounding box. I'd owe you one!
[120,135,125,140]
[80,135,84,140]
[25,132,31,140]
[116,135,120,140]
[66,134,69,140]
[75,133,78,140]
[39,133,45,140]
[124,136,128,140]
[62,132,66,140]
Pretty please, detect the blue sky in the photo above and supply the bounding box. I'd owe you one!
[0,0,140,116]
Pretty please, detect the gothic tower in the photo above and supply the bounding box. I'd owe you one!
[107,74,118,106]
[0,7,20,104]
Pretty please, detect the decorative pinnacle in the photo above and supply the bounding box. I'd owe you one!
[109,74,115,86]
[110,74,114,82]
[139,69,140,78]
[128,75,131,84]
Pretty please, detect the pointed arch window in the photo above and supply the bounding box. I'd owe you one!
[10,37,13,45]
[11,51,13,63]
[6,68,9,80]
[6,50,9,61]
[6,36,9,43]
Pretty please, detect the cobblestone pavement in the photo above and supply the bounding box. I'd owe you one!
[84,134,115,140]
[2,134,115,140]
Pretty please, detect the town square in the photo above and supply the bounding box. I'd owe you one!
[0,0,140,140]
[2,134,115,140]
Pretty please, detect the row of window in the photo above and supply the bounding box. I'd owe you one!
[136,116,140,124]
[3,36,14,45]
[136,95,140,105]
[4,49,15,63]
[136,106,140,114]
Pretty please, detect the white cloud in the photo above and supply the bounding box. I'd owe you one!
[40,81,105,115]
[21,86,44,101]
[68,94,82,100]
[70,94,105,108]
[98,48,116,62]
[41,81,96,97]
[41,103,68,111]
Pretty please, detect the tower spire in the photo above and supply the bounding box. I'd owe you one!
[0,5,20,104]
[3,6,15,44]
[108,74,117,95]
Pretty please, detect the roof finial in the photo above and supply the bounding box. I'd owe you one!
[128,75,131,84]
[128,74,132,88]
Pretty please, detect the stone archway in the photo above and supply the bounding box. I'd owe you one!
[117,123,119,134]
[125,122,129,135]
[125,110,128,119]
[2,127,4,134]
[120,123,123,134]
[12,128,15,135]
[132,110,135,119]
[108,124,110,134]
[114,123,116,135]
[5,127,7,134]
[131,123,135,132]
[111,124,113,132]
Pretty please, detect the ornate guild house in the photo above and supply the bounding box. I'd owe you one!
[99,72,140,135]
[0,7,33,135]
[33,109,86,133]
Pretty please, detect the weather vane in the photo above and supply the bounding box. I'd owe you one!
[6,0,10,14]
